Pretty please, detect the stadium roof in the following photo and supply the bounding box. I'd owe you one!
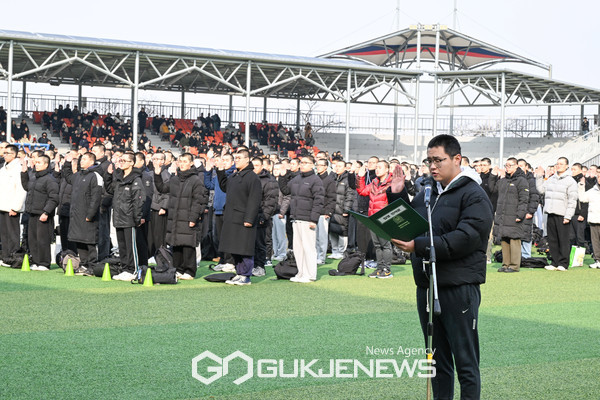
[0,29,420,105]
[320,25,550,71]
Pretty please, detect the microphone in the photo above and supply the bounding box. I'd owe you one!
[424,178,433,207]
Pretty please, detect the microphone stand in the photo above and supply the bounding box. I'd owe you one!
[424,186,441,400]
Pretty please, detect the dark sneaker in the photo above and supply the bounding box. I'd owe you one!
[368,269,381,278]
[375,268,393,279]
[233,275,251,285]
[497,267,507,272]
[252,267,266,277]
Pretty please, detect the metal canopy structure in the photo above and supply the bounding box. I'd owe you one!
[0,29,422,156]
[320,25,550,71]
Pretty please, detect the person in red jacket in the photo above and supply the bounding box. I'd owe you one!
[356,160,394,278]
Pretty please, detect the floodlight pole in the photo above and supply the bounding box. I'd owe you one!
[7,40,13,139]
[413,76,420,164]
[132,51,139,150]
[432,29,440,138]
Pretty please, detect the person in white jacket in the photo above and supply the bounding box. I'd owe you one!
[577,169,600,268]
[535,157,578,271]
[0,144,28,266]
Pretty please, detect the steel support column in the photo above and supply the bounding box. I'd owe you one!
[433,74,438,137]
[580,104,585,135]
[263,97,267,123]
[132,51,139,149]
[547,106,551,137]
[296,97,301,130]
[245,61,251,146]
[344,69,351,158]
[413,76,420,164]
[21,80,26,118]
[499,72,506,164]
[228,94,233,124]
[181,89,185,120]
[78,84,82,110]
[7,40,13,139]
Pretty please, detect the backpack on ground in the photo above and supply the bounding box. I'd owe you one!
[274,252,298,280]
[92,257,123,277]
[137,264,178,284]
[60,250,81,272]
[329,250,365,276]
[155,246,174,271]
[9,248,28,269]
[520,257,549,268]
[204,272,236,282]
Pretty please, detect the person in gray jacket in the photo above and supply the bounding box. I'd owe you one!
[535,157,578,270]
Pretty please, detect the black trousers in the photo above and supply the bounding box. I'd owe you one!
[98,207,112,260]
[136,223,149,266]
[76,242,98,267]
[173,245,196,276]
[570,217,587,248]
[264,219,273,260]
[148,210,167,258]
[417,284,481,400]
[28,213,54,268]
[59,215,77,253]
[254,224,267,268]
[547,213,571,267]
[0,211,21,261]
[214,214,234,264]
[116,227,137,273]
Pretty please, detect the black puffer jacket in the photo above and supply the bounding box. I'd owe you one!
[318,171,337,217]
[388,168,493,288]
[257,169,279,224]
[151,165,171,211]
[521,170,540,242]
[493,168,529,240]
[21,168,59,215]
[63,163,103,244]
[95,156,113,210]
[105,168,144,228]
[280,169,324,223]
[480,170,499,212]
[155,167,208,247]
[58,171,73,217]
[331,171,355,235]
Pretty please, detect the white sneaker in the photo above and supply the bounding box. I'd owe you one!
[176,272,183,278]
[294,277,313,283]
[589,262,600,269]
[36,266,50,271]
[225,275,242,285]
[0,260,11,267]
[179,273,194,280]
[290,276,300,282]
[30,264,40,270]
[252,267,265,277]
[556,266,567,271]
[221,263,236,273]
[544,265,557,271]
[113,271,136,281]
[148,257,156,265]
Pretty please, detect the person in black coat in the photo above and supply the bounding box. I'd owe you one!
[134,152,154,267]
[390,135,493,400]
[56,151,78,254]
[329,160,355,258]
[251,158,279,275]
[20,155,59,270]
[62,152,103,273]
[517,159,540,258]
[492,158,530,272]
[148,152,170,259]
[315,159,336,264]
[216,149,262,285]
[104,153,144,281]
[154,153,208,280]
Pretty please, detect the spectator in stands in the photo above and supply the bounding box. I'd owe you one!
[105,152,144,281]
[535,157,578,271]
[357,159,394,278]
[493,158,529,273]
[38,132,49,144]
[0,144,27,266]
[315,159,336,264]
[138,107,148,134]
[217,149,262,286]
[279,155,324,282]
[582,117,589,135]
[304,131,315,147]
[20,155,59,271]
[62,151,102,275]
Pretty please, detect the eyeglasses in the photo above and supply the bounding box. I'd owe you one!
[422,157,448,167]
[505,163,516,168]
[299,161,313,165]
[118,159,132,164]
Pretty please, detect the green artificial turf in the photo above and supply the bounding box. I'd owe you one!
[1,250,599,400]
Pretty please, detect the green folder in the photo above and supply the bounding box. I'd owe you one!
[348,197,429,241]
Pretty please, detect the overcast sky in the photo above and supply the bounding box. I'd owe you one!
[2,0,598,115]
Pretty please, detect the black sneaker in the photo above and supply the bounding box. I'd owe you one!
[368,269,381,278]
[375,268,393,279]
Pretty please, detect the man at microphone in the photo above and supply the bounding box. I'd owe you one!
[389,135,493,400]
